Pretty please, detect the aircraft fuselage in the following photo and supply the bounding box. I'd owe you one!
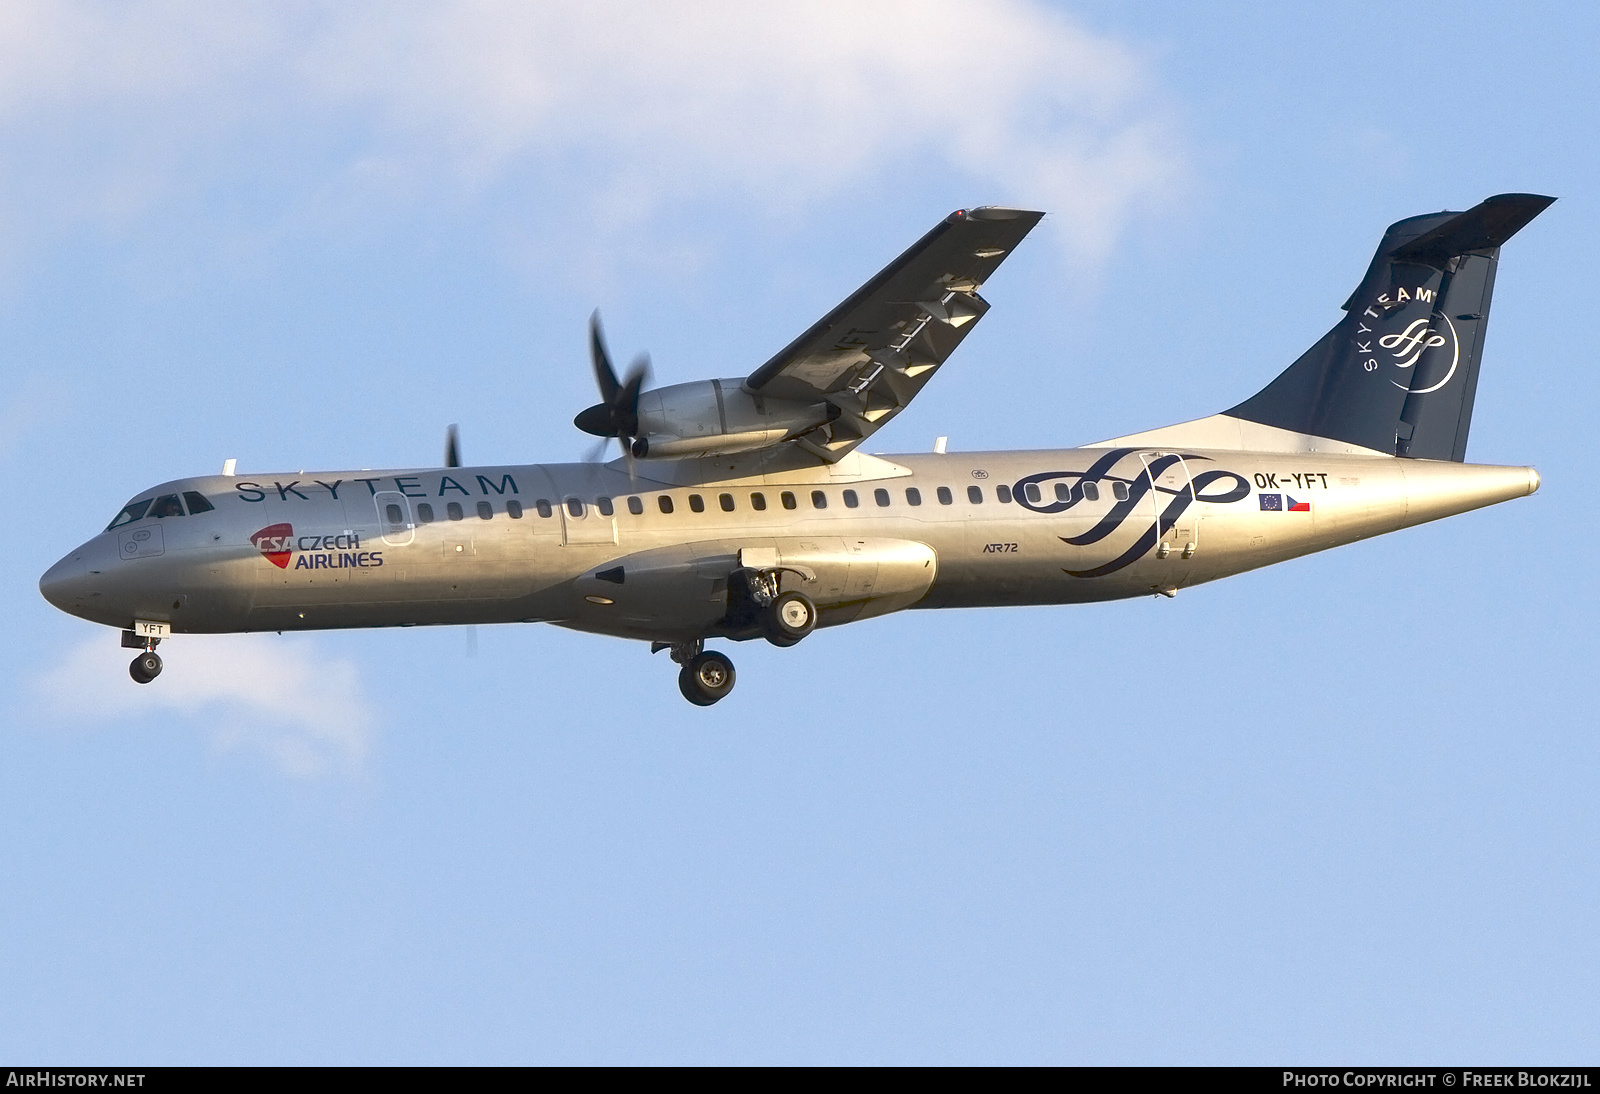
[40,446,1538,644]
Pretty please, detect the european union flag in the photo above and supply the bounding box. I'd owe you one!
[1259,493,1282,511]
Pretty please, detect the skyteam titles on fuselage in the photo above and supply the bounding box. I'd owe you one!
[232,473,520,502]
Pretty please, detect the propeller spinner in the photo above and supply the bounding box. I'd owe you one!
[574,311,651,458]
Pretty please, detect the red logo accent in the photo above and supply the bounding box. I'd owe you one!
[250,523,294,568]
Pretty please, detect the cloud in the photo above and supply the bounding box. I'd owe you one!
[0,0,1186,262]
[35,633,374,777]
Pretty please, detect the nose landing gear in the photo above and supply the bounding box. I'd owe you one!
[129,650,163,684]
[121,627,164,684]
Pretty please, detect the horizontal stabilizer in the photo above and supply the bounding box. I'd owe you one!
[1387,193,1556,269]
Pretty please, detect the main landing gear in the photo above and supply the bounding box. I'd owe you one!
[726,566,818,649]
[121,629,163,684]
[764,590,817,647]
[656,639,737,706]
[652,585,819,703]
[677,645,736,707]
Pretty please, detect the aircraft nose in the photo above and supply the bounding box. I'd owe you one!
[39,550,89,612]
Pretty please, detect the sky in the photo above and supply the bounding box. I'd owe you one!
[3,0,1597,1065]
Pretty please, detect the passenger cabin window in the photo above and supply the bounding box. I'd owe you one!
[996,485,1012,503]
[688,494,705,513]
[507,500,524,519]
[448,502,465,521]
[719,493,735,512]
[906,487,922,506]
[149,494,184,518]
[811,490,827,509]
[183,491,215,514]
[596,497,614,517]
[937,486,953,505]
[781,491,797,510]
[1084,482,1101,501]
[967,485,983,504]
[536,499,553,518]
[750,493,767,511]
[627,496,644,515]
[565,498,583,517]
[658,495,674,514]
[1112,482,1128,501]
[842,489,859,508]
[874,488,890,507]
[385,503,404,525]
[1024,483,1041,504]
[477,501,494,520]
[417,503,435,523]
[107,499,153,530]
[1055,482,1071,502]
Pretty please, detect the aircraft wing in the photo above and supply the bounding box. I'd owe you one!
[745,206,1044,462]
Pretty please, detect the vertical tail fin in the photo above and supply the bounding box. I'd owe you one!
[1226,193,1554,460]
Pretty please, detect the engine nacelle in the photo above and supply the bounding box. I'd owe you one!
[632,379,833,459]
[568,536,939,642]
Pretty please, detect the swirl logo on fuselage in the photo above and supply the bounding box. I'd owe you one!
[1012,448,1250,578]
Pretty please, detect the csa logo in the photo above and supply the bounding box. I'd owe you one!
[251,523,294,569]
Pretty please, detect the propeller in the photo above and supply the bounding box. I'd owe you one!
[574,311,650,459]
[445,423,461,468]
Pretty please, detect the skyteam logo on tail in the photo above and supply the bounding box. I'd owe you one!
[1353,285,1460,395]
[1382,314,1460,394]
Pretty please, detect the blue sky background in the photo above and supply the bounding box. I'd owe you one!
[2,0,1596,1064]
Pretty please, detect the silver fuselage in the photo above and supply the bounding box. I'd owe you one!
[40,445,1538,643]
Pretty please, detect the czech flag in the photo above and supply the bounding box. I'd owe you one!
[1287,496,1311,512]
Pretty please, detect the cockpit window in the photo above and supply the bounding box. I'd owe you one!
[183,491,215,514]
[148,494,184,518]
[106,499,153,530]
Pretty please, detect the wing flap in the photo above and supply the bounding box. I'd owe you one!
[748,206,1043,461]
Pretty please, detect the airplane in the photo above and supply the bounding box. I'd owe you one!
[40,195,1551,706]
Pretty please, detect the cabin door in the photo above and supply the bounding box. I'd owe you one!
[1138,451,1199,561]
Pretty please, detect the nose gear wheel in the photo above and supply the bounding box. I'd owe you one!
[129,651,163,684]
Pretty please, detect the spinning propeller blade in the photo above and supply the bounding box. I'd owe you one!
[575,311,650,453]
